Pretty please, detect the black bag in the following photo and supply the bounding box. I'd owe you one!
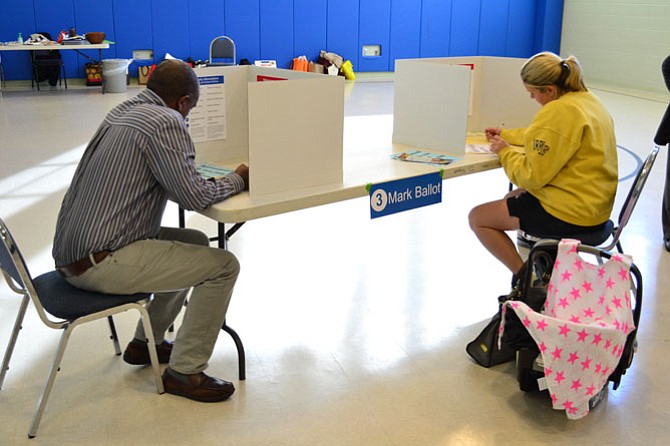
[467,247,556,367]
[502,245,557,350]
[466,306,516,367]
[500,286,550,350]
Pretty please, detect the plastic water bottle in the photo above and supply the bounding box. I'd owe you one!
[17,32,23,44]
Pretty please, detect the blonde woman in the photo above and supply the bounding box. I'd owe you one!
[469,52,618,287]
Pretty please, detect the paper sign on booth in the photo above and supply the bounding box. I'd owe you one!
[189,75,226,143]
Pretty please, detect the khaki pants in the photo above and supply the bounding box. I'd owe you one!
[66,227,240,375]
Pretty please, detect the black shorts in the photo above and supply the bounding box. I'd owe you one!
[507,192,608,237]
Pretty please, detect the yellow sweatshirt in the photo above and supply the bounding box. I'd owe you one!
[499,90,617,226]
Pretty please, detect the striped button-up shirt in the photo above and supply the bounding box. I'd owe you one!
[53,89,244,267]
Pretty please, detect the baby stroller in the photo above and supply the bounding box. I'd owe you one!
[506,55,670,418]
[503,239,642,418]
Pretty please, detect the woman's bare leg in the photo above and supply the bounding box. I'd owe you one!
[468,198,525,275]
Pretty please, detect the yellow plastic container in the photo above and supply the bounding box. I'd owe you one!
[340,60,356,80]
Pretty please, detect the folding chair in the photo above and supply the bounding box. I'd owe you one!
[31,32,67,90]
[517,145,660,253]
[0,218,164,438]
[208,36,236,66]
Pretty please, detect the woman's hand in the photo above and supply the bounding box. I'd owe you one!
[489,135,509,154]
[484,127,502,141]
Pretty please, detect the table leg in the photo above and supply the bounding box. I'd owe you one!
[218,222,227,249]
[218,222,245,249]
[222,322,246,380]
[99,48,104,94]
[178,207,185,228]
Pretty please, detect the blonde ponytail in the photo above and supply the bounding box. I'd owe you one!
[520,52,587,94]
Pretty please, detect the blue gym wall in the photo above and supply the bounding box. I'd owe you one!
[0,0,563,81]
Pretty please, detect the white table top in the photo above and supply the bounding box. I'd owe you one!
[0,43,109,51]
[199,134,501,224]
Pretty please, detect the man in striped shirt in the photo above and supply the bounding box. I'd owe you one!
[52,59,248,403]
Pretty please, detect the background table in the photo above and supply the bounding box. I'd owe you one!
[0,42,110,91]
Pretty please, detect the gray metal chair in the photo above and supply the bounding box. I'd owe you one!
[517,145,660,253]
[208,36,236,66]
[0,218,164,438]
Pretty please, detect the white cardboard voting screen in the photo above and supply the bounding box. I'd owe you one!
[191,66,344,197]
[393,57,539,144]
[393,60,471,155]
[418,56,539,132]
[248,76,344,197]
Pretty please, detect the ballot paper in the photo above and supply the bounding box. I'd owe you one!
[391,149,458,165]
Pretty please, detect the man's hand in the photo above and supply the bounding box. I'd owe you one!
[235,164,249,190]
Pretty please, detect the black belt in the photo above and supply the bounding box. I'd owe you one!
[58,251,111,278]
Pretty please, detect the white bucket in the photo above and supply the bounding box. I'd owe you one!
[102,59,132,93]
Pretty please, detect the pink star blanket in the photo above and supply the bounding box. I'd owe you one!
[501,239,634,419]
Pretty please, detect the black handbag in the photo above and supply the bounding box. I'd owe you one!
[467,247,556,367]
[466,305,516,367]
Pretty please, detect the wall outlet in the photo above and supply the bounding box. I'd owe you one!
[362,45,381,57]
[132,49,154,60]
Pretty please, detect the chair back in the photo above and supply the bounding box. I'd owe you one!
[602,145,660,251]
[0,218,31,291]
[654,54,670,146]
[209,36,236,66]
[33,31,62,61]
[0,218,65,329]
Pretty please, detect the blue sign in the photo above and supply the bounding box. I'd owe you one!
[369,171,443,219]
[198,75,224,85]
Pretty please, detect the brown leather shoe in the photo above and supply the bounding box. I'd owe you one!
[162,369,235,402]
[122,339,172,365]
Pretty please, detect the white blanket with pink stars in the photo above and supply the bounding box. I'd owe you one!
[501,239,634,419]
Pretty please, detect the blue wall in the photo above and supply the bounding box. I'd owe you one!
[0,0,563,81]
